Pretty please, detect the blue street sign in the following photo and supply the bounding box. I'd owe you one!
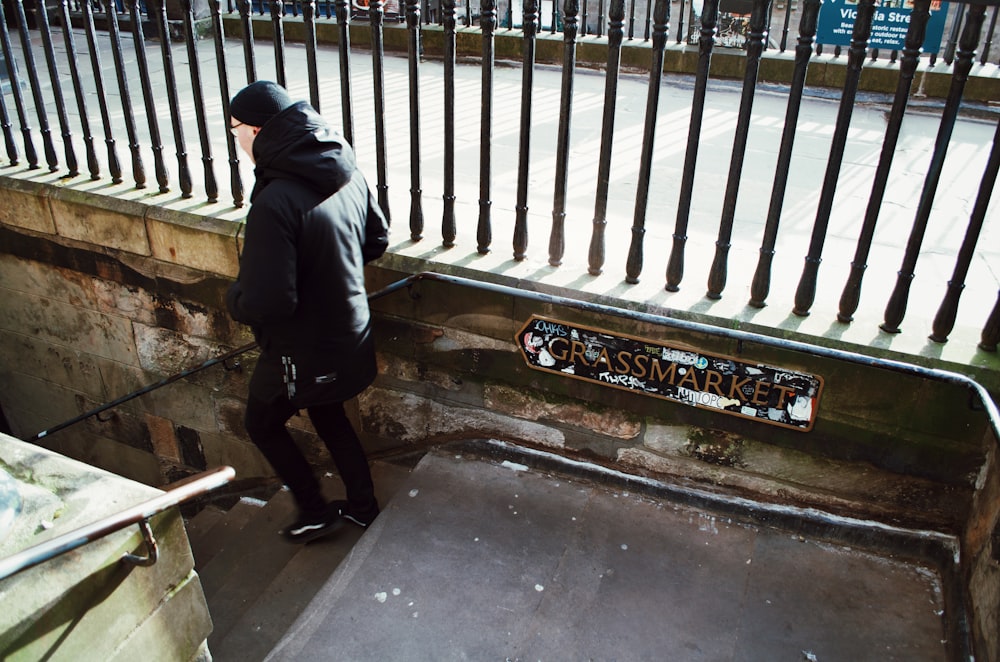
[816,0,950,52]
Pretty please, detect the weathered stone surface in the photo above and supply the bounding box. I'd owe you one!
[0,434,209,662]
[0,329,107,402]
[0,372,89,441]
[49,195,151,256]
[377,352,468,393]
[199,430,273,482]
[358,387,565,449]
[643,422,692,455]
[484,384,641,440]
[0,289,137,365]
[146,208,240,278]
[40,430,166,487]
[0,180,54,233]
[146,412,182,462]
[133,322,232,376]
[140,380,221,438]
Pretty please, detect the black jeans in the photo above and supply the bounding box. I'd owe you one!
[244,394,376,514]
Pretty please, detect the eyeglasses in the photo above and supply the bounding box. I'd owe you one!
[229,121,245,136]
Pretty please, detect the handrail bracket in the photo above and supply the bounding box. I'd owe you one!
[121,519,159,567]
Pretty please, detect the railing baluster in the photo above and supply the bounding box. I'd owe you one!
[581,0,587,36]
[642,0,656,43]
[0,60,17,165]
[304,0,321,110]
[182,0,219,202]
[549,0,578,267]
[14,0,58,171]
[271,0,287,86]
[334,0,355,143]
[105,0,146,187]
[627,0,635,39]
[981,5,997,65]
[779,0,793,51]
[442,0,457,246]
[0,2,29,167]
[749,0,819,308]
[152,0,192,197]
[238,0,258,81]
[586,0,624,275]
[881,4,986,333]
[791,0,874,316]
[930,117,1000,343]
[210,0,244,207]
[706,0,770,299]
[58,0,98,178]
[837,0,930,322]
[129,0,170,192]
[370,0,392,219]
[38,0,78,175]
[597,0,605,36]
[478,0,496,254]
[981,291,1000,352]
[665,0,718,291]
[406,0,424,240]
[625,0,668,283]
[81,0,122,183]
[513,0,537,260]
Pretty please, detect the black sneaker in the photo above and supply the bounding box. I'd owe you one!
[331,500,380,528]
[280,508,344,544]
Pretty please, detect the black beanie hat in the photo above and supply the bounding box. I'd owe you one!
[230,80,294,128]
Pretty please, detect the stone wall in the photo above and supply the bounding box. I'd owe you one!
[2,168,999,653]
[0,171,995,527]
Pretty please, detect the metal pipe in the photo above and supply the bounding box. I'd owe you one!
[0,466,236,581]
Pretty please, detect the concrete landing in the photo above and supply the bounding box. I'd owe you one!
[267,443,951,661]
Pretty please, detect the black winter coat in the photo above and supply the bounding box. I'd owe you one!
[226,102,389,407]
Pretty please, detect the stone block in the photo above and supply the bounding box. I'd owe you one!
[0,179,54,234]
[133,322,234,376]
[0,372,87,441]
[358,387,566,449]
[0,255,91,309]
[0,435,209,661]
[0,329,107,402]
[146,412,182,462]
[146,206,241,278]
[485,383,642,440]
[42,430,165,486]
[0,289,137,365]
[199,430,274,482]
[48,190,151,256]
[114,569,213,662]
[140,380,222,439]
[643,421,692,455]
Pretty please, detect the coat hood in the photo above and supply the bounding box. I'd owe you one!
[249,101,356,202]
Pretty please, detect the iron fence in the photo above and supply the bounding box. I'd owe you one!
[0,0,997,351]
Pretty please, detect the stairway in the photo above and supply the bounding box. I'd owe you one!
[185,441,960,661]
[184,458,418,662]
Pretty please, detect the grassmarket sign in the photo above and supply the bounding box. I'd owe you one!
[517,316,824,432]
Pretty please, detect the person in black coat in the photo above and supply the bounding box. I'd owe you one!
[226,81,390,543]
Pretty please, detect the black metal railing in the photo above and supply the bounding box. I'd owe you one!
[0,0,997,351]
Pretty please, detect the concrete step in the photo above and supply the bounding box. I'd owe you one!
[189,498,265,571]
[209,461,414,662]
[190,459,416,662]
[265,440,958,661]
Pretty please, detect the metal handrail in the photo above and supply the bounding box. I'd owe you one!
[0,465,235,581]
